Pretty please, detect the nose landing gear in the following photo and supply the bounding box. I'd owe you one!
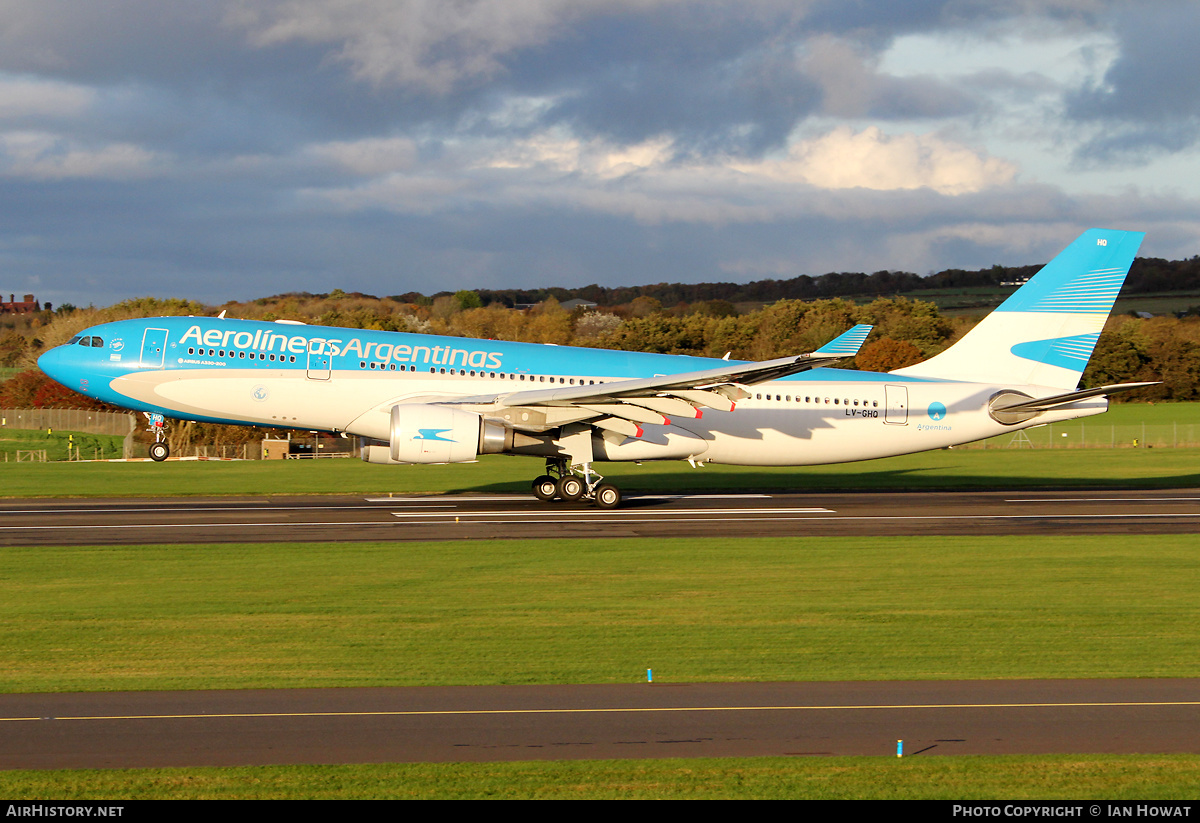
[530,458,623,508]
[145,412,170,462]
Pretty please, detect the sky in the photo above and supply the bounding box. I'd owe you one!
[2,0,1200,308]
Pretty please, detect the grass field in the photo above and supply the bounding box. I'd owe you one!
[3,535,1196,692]
[2,755,1198,799]
[887,287,1200,318]
[2,446,1200,499]
[967,401,1200,449]
[0,426,126,462]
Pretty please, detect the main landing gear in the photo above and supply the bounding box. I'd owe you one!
[531,458,622,509]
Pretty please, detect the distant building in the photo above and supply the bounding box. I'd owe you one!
[0,294,39,314]
[559,298,598,311]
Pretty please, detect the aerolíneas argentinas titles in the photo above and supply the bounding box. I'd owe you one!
[39,229,1154,508]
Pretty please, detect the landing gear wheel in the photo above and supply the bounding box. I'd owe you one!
[557,475,586,501]
[532,475,559,501]
[149,442,170,462]
[593,483,622,509]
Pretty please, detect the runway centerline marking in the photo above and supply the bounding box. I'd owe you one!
[9,699,1200,723]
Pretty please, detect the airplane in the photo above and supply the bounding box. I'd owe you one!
[38,228,1154,508]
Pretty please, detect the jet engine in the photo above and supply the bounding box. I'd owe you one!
[370,404,511,464]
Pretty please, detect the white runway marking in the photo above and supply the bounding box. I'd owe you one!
[366,494,773,503]
[390,507,834,519]
[1006,497,1200,503]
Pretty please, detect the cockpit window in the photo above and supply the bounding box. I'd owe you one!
[68,336,81,345]
[86,336,103,347]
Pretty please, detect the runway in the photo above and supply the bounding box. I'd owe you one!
[2,679,1199,769]
[2,488,1199,545]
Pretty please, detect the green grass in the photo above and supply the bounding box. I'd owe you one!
[1,755,1198,799]
[884,286,1200,318]
[0,427,125,462]
[3,447,1200,498]
[968,401,1200,449]
[2,535,1197,693]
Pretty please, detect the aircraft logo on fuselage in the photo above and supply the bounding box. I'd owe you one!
[177,324,505,370]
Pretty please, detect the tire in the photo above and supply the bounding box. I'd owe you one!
[557,475,585,501]
[594,483,621,509]
[149,442,170,462]
[532,475,559,501]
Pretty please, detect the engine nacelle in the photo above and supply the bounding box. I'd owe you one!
[387,404,510,464]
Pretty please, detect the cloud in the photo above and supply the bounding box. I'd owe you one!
[1065,3,1200,162]
[0,75,94,119]
[305,136,419,175]
[226,0,618,93]
[799,35,976,120]
[733,127,1017,195]
[294,125,1017,239]
[0,0,1195,309]
[0,131,164,180]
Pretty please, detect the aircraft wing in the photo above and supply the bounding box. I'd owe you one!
[441,324,872,436]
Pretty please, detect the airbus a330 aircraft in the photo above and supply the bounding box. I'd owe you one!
[39,229,1153,508]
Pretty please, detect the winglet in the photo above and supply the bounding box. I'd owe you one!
[814,324,873,357]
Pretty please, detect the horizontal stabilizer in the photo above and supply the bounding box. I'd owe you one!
[988,381,1159,425]
[991,382,1159,414]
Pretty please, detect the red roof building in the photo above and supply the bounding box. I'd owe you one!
[0,294,40,314]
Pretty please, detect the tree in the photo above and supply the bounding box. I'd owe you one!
[454,290,483,311]
[855,338,924,372]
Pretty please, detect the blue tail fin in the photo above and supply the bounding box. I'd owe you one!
[892,229,1144,389]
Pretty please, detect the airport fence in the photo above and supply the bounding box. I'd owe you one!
[961,421,1200,449]
[1,408,136,436]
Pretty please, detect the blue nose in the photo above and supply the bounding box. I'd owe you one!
[37,344,81,390]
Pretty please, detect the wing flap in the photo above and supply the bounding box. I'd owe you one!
[437,324,872,438]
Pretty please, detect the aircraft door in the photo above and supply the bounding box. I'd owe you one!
[139,328,168,369]
[306,338,331,380]
[884,384,908,425]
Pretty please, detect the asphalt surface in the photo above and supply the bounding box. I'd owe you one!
[2,679,1199,769]
[3,488,1200,545]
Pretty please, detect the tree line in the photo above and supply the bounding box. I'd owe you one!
[4,292,1199,418]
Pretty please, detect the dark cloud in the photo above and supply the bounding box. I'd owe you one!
[1066,3,1200,162]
